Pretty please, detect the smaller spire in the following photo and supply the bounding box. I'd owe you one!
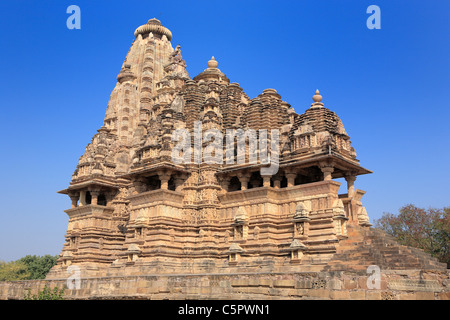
[207,56,219,69]
[311,89,324,108]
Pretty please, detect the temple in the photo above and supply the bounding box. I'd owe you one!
[47,19,446,283]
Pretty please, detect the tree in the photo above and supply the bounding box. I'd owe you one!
[18,255,58,280]
[373,204,450,266]
[0,255,58,281]
[0,260,30,281]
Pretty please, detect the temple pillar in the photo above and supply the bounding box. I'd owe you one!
[262,175,271,187]
[237,173,249,190]
[69,193,79,208]
[158,171,171,190]
[345,174,356,198]
[272,175,282,189]
[320,165,334,181]
[79,190,86,206]
[174,175,185,192]
[285,173,296,187]
[89,190,100,205]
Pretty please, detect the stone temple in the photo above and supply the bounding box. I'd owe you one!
[37,19,448,299]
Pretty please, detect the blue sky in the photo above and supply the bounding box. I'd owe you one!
[0,0,449,262]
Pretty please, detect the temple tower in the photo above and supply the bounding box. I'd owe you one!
[48,19,445,281]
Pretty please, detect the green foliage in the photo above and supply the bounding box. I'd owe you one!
[0,260,30,281]
[18,255,58,280]
[24,285,65,300]
[0,254,58,281]
[374,204,450,266]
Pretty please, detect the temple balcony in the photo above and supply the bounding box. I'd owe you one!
[127,189,185,221]
[64,204,115,219]
[218,180,342,220]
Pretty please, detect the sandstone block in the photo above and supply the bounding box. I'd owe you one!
[437,292,450,300]
[349,290,365,300]
[330,290,350,300]
[365,290,382,300]
[309,289,330,299]
[273,279,295,288]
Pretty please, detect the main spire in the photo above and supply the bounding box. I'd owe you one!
[134,18,173,40]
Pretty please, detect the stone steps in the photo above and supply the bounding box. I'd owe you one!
[322,225,448,272]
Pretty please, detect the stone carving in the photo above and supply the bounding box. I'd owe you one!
[294,203,309,219]
[332,199,346,217]
[312,279,326,289]
[234,208,248,223]
[296,223,304,235]
[358,206,372,227]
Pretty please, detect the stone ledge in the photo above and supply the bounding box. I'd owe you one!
[1,269,448,300]
[388,279,442,292]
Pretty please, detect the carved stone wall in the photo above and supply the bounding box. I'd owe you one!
[2,269,449,300]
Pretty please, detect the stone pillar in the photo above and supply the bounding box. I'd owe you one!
[174,175,185,192]
[79,190,86,206]
[262,175,271,187]
[285,173,296,187]
[69,193,79,208]
[345,174,356,198]
[237,173,249,190]
[272,176,282,189]
[90,190,100,205]
[321,165,334,181]
[158,171,171,190]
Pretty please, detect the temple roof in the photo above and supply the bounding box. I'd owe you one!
[66,19,372,190]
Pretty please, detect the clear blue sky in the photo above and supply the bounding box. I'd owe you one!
[0,0,449,262]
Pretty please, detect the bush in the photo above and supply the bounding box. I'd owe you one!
[24,285,64,300]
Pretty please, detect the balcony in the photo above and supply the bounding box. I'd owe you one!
[64,204,114,219]
[127,189,184,207]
